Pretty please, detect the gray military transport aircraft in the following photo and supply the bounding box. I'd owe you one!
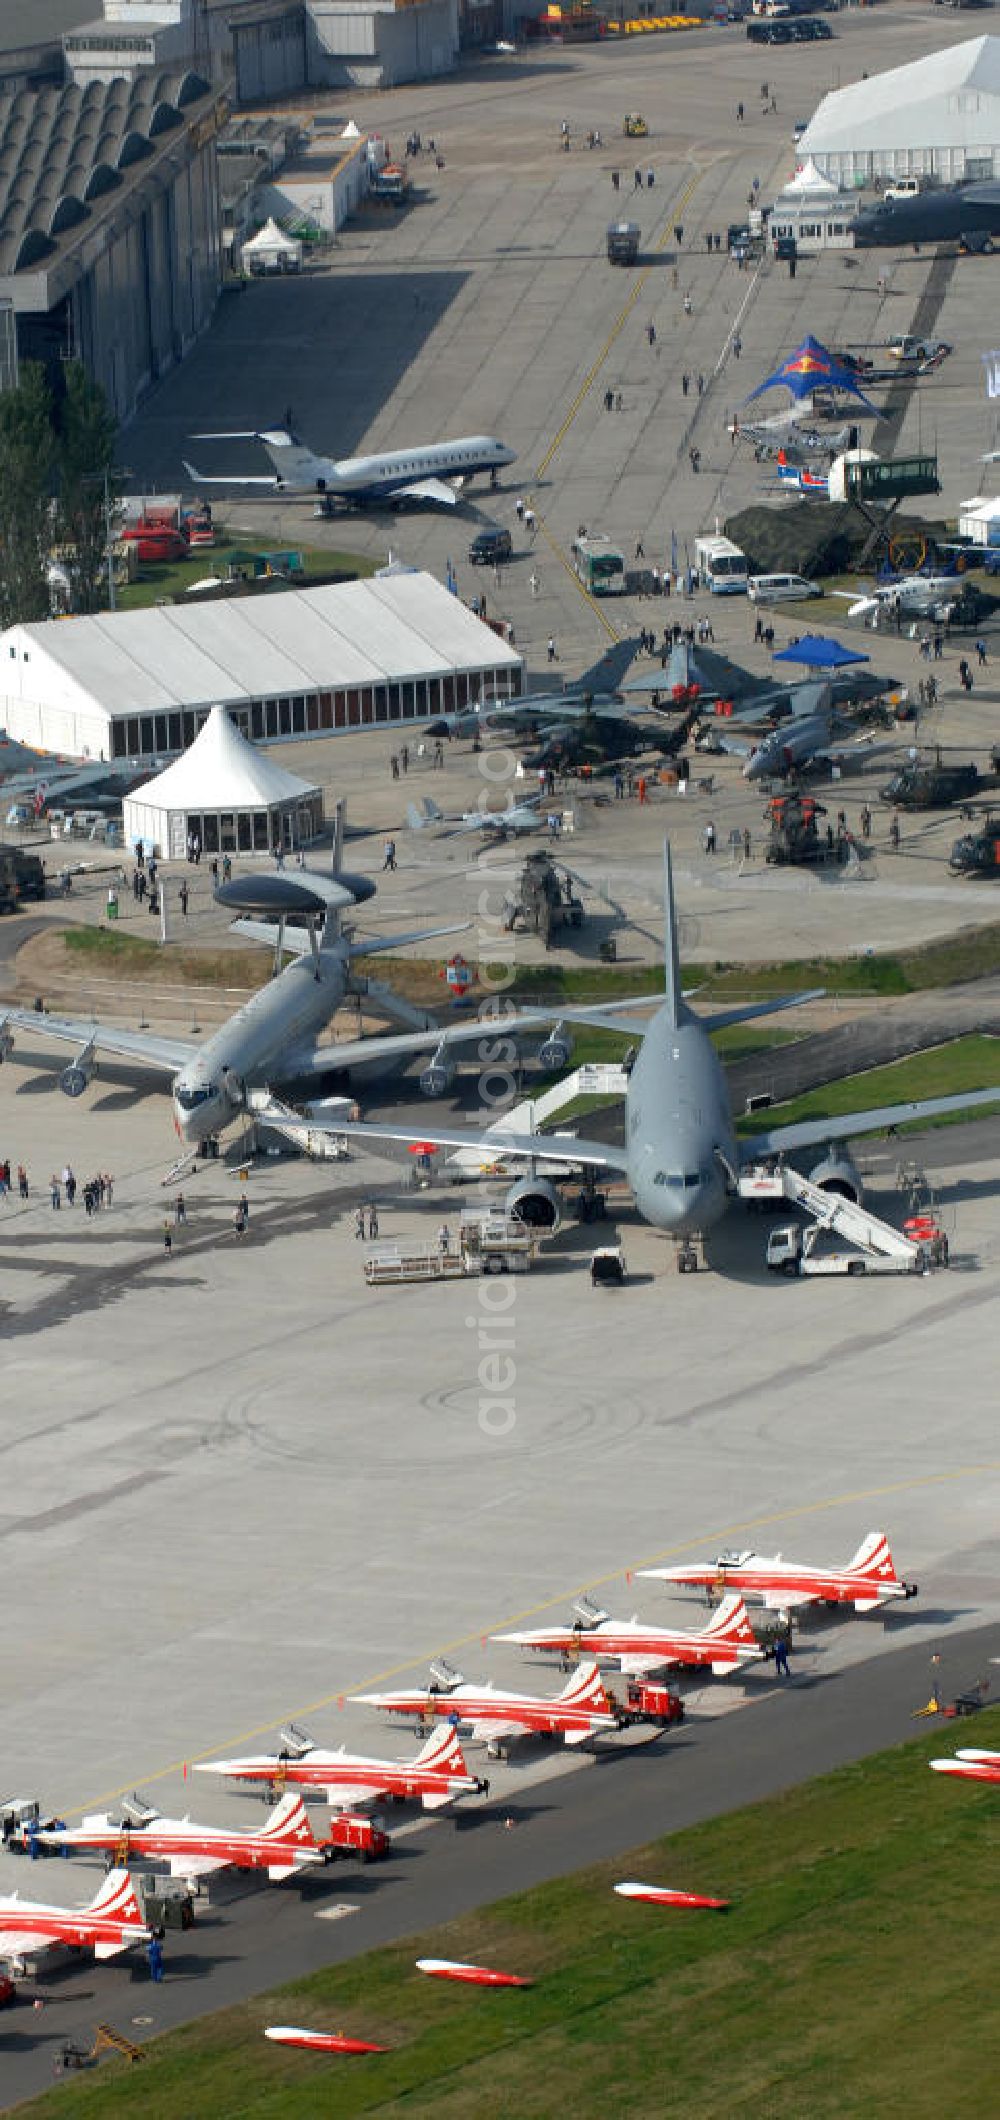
[263,842,1000,1266]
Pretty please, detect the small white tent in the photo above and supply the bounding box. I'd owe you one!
[122,706,323,860]
[240,217,302,274]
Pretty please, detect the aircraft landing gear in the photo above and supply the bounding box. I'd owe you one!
[677,1244,698,1274]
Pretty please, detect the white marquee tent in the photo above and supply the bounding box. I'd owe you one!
[122,706,323,860]
[240,216,302,272]
[799,36,1000,187]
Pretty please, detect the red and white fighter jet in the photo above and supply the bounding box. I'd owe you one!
[35,1792,323,1884]
[0,1868,151,1971]
[196,1724,488,1811]
[929,1751,1000,1784]
[352,1661,620,1746]
[637,1531,917,1617]
[493,1594,763,1678]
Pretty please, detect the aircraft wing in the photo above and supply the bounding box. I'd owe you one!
[468,1717,522,1742]
[166,1853,224,1880]
[251,998,657,1077]
[391,477,458,506]
[1,1007,194,1074]
[747,1084,1000,1160]
[324,1783,379,1810]
[575,637,643,696]
[707,989,824,1034]
[762,1588,817,1612]
[231,918,312,955]
[260,1109,629,1173]
[618,1653,670,1676]
[0,1927,54,1961]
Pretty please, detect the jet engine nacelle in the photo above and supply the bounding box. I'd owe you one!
[419,1042,456,1098]
[538,1022,573,1072]
[59,1045,96,1099]
[808,1149,862,1203]
[505,1175,563,1233]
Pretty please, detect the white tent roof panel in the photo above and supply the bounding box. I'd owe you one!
[129,705,319,811]
[801,36,1000,157]
[5,575,519,724]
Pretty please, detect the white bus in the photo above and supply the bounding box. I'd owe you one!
[694,535,749,595]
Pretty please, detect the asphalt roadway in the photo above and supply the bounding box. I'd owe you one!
[4,1622,995,2104]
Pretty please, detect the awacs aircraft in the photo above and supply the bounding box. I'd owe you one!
[196,1724,487,1811]
[0,809,463,1152]
[494,1594,763,1677]
[0,1869,150,1971]
[184,428,515,509]
[353,1660,620,1746]
[262,841,1000,1264]
[929,1750,1000,1783]
[639,1530,917,1614]
[853,181,1000,255]
[35,1792,324,1884]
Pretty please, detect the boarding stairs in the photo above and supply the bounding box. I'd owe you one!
[739,1160,922,1265]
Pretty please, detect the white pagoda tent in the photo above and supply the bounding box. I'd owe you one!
[122,706,323,860]
[240,217,302,274]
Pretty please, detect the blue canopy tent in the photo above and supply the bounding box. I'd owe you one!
[773,636,870,670]
[745,335,877,413]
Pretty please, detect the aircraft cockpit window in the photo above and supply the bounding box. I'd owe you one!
[684,1173,700,1189]
[653,1172,684,1187]
[175,1084,215,1111]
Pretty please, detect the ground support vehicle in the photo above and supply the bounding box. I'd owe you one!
[364,1213,536,1285]
[742,1161,935,1276]
[607,221,640,265]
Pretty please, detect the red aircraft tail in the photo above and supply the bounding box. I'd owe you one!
[846,1531,896,1582]
[259,1793,316,1848]
[412,1724,469,1776]
[87,1868,146,1928]
[703,1594,757,1645]
[557,1660,611,1713]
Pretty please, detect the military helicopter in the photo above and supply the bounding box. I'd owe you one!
[879,758,985,811]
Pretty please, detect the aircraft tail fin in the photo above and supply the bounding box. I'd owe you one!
[259,1793,316,1849]
[412,1725,467,1774]
[89,1868,148,1951]
[703,1594,757,1646]
[407,797,443,831]
[663,839,682,1029]
[846,1531,896,1582]
[557,1659,611,1713]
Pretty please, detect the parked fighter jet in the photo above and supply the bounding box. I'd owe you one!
[930,1750,1000,1783]
[196,1723,487,1811]
[853,181,1000,254]
[34,1792,324,1884]
[0,1869,150,1971]
[493,1594,763,1677]
[638,1530,917,1614]
[426,639,643,740]
[184,428,516,509]
[269,841,1000,1265]
[352,1660,620,1746]
[735,709,895,784]
[406,792,543,839]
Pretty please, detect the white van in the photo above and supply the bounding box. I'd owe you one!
[884,177,920,204]
[747,572,821,605]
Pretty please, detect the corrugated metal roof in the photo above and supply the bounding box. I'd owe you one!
[801,35,1000,157]
[0,69,212,276]
[9,575,521,720]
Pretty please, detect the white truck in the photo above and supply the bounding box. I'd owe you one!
[765,1222,924,1277]
[694,534,749,596]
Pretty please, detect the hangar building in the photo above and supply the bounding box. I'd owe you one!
[0,573,524,764]
[0,67,226,416]
[799,36,1000,190]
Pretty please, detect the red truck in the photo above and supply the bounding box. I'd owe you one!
[319,1812,389,1862]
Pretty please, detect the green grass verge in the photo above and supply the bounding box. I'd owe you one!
[61,927,267,988]
[21,1705,1000,2118]
[115,539,375,612]
[738,1033,1000,1138]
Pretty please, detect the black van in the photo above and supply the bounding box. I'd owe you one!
[468,527,513,565]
